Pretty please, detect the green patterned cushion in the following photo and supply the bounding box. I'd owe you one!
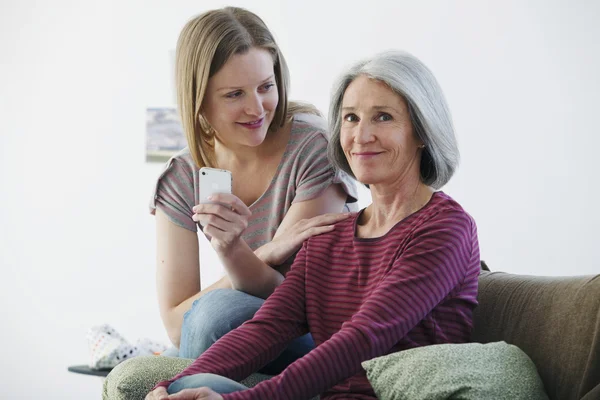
[102,356,271,400]
[362,342,549,400]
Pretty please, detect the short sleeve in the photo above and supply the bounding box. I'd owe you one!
[149,155,198,232]
[292,129,358,205]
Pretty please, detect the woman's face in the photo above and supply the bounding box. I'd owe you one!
[202,47,279,149]
[340,75,423,186]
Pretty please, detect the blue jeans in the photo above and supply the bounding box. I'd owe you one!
[164,288,315,375]
[168,373,248,395]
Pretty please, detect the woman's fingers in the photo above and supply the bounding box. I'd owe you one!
[166,387,207,399]
[288,212,352,234]
[305,212,352,228]
[192,205,248,230]
[300,225,336,241]
[205,193,252,216]
[145,387,169,400]
[194,212,247,232]
[201,216,247,237]
[193,205,249,233]
[167,387,223,400]
[193,203,239,221]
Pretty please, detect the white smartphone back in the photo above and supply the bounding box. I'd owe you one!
[199,167,232,204]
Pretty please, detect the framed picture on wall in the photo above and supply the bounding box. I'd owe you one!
[145,107,186,163]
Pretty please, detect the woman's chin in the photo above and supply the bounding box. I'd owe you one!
[352,172,379,186]
[240,131,268,147]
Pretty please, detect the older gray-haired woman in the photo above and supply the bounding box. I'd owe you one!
[328,50,459,190]
[146,50,480,400]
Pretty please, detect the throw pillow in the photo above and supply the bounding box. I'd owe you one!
[362,341,548,400]
[102,356,273,400]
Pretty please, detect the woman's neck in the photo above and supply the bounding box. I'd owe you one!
[359,180,434,238]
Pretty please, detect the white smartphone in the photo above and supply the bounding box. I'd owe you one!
[199,167,232,204]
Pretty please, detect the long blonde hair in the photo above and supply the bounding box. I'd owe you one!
[176,7,319,168]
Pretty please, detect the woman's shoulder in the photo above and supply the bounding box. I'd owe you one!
[306,214,356,246]
[285,113,359,204]
[153,147,197,191]
[282,113,330,162]
[416,191,477,233]
[149,147,198,230]
[166,147,195,169]
[289,113,329,143]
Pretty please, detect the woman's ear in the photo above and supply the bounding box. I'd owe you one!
[198,111,212,133]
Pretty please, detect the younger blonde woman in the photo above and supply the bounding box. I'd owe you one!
[150,6,357,374]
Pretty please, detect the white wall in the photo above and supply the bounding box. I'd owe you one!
[1,0,598,398]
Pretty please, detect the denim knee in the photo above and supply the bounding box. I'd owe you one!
[179,289,264,359]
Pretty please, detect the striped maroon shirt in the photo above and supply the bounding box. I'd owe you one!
[156,191,480,399]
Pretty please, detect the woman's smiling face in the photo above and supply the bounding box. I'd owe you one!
[202,47,279,149]
[340,75,423,186]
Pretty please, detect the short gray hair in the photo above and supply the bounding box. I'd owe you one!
[328,50,459,189]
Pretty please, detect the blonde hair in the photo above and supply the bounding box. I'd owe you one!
[176,7,319,168]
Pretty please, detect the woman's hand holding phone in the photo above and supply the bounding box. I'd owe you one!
[194,167,251,255]
[192,193,252,255]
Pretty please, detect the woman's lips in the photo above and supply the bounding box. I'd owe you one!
[237,117,265,130]
[353,152,382,159]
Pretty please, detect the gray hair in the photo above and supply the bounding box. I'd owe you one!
[328,50,459,189]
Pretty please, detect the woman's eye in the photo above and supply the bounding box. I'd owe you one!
[377,113,392,122]
[260,83,275,92]
[343,114,358,122]
[225,91,243,98]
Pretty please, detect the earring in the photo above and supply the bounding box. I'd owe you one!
[198,114,214,136]
[419,144,426,149]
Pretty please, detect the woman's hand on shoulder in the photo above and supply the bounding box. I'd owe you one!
[258,212,352,266]
[192,193,252,256]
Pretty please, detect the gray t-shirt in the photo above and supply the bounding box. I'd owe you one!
[150,114,358,250]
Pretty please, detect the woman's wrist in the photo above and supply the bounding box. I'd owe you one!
[254,242,274,266]
[214,237,245,260]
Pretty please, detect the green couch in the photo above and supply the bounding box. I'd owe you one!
[103,265,600,399]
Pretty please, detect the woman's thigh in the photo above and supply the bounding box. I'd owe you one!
[179,288,316,371]
[179,289,265,359]
[259,332,315,375]
[167,373,248,395]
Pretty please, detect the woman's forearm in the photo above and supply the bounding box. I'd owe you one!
[163,244,283,347]
[220,240,284,299]
[253,243,274,265]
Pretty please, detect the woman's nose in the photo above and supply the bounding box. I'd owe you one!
[354,122,375,144]
[245,93,264,117]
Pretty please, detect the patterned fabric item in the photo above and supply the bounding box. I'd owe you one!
[103,356,277,400]
[362,341,549,400]
[87,324,167,370]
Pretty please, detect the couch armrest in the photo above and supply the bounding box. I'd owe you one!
[580,383,600,400]
[472,271,600,400]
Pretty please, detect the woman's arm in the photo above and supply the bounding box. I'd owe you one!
[196,184,349,299]
[157,184,348,345]
[155,208,231,348]
[201,125,355,296]
[255,184,349,274]
[151,242,311,393]
[151,211,476,398]
[219,212,479,400]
